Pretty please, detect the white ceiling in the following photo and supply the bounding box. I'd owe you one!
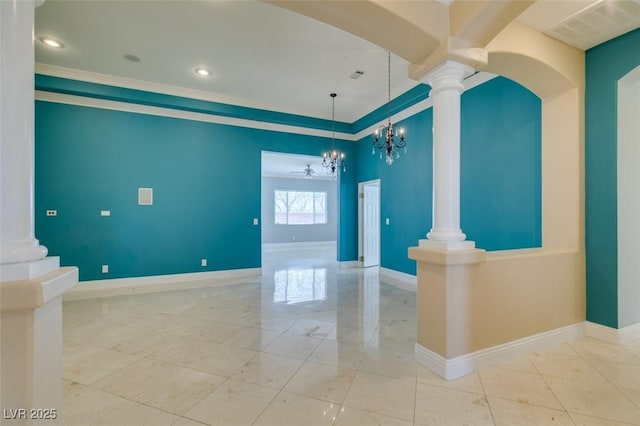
[34,0,417,123]
[34,1,639,123]
[34,1,638,176]
[261,152,336,181]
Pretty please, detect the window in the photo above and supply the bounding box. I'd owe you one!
[275,190,326,224]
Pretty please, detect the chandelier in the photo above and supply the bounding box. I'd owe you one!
[322,93,346,178]
[372,51,406,165]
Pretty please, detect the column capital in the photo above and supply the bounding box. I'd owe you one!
[424,60,475,90]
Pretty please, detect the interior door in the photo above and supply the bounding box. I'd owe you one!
[363,183,380,267]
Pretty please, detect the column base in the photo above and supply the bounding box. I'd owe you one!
[419,239,475,251]
[1,265,78,425]
[0,256,60,282]
[408,245,486,367]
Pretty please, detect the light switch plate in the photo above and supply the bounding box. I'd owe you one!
[101,210,111,216]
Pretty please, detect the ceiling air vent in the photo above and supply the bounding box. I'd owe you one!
[350,70,365,80]
[544,0,640,50]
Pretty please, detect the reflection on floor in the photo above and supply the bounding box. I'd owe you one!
[273,268,327,304]
[62,246,640,425]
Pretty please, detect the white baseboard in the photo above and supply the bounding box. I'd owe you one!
[379,267,417,292]
[64,268,261,301]
[262,241,336,251]
[415,322,585,380]
[585,321,640,345]
[339,261,359,268]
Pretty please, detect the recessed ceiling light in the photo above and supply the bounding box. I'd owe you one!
[39,37,64,48]
[195,68,211,77]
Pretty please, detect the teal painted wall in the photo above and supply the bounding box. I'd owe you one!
[337,143,359,262]
[35,74,541,281]
[337,170,358,262]
[356,77,542,275]
[585,28,640,328]
[461,77,541,250]
[356,108,432,275]
[352,83,429,133]
[35,101,355,281]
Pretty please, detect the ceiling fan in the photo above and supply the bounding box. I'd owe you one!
[290,164,315,178]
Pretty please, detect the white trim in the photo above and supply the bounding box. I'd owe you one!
[585,321,640,345]
[36,63,497,143]
[464,72,498,91]
[353,72,498,141]
[36,63,322,120]
[354,98,432,141]
[339,261,359,268]
[357,179,381,268]
[34,90,357,141]
[64,267,261,301]
[618,322,640,344]
[379,267,417,292]
[415,322,585,380]
[262,241,336,251]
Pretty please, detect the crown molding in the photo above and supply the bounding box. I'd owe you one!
[35,63,322,120]
[354,71,497,140]
[36,63,496,141]
[35,90,357,141]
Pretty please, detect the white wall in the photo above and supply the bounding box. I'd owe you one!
[617,65,640,328]
[261,176,337,244]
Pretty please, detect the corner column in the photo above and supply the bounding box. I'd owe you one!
[1,1,78,423]
[421,60,475,250]
[409,59,487,380]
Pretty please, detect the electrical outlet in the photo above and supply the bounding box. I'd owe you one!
[101,210,111,217]
[385,218,390,225]
[253,218,259,225]
[46,210,57,216]
[101,264,109,273]
[201,259,207,267]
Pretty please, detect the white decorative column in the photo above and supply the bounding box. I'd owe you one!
[420,60,475,251]
[409,59,487,380]
[1,0,48,267]
[1,1,78,423]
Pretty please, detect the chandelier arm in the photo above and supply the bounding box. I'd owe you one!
[371,51,407,163]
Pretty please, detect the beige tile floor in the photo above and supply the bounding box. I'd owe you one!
[62,247,640,425]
